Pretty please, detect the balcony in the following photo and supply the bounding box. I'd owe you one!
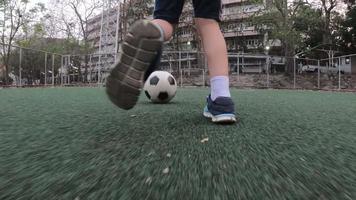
[222,12,254,21]
[222,0,249,4]
[223,30,260,37]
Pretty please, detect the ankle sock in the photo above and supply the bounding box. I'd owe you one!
[210,76,231,101]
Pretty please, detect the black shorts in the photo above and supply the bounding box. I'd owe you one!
[153,0,222,24]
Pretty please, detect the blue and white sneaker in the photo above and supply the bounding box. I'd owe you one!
[203,95,237,123]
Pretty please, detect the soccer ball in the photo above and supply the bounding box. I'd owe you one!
[144,71,177,103]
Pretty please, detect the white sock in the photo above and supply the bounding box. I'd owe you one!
[210,76,231,101]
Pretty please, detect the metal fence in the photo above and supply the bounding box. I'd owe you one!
[0,43,62,87]
[59,52,121,85]
[1,44,355,91]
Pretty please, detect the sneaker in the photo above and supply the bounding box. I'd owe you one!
[203,95,237,123]
[106,20,164,110]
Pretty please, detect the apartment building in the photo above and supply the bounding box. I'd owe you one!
[84,0,283,78]
[173,0,273,53]
[86,7,119,55]
[222,0,266,53]
[87,0,273,54]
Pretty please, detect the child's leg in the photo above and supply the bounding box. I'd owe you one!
[151,19,174,41]
[194,18,229,77]
[142,0,185,80]
[152,0,185,41]
[192,0,236,123]
[106,0,184,110]
[195,18,231,101]
[143,19,173,80]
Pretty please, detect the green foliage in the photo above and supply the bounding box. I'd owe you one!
[126,0,154,25]
[251,0,314,51]
[293,5,324,52]
[249,0,348,72]
[345,0,355,7]
[7,26,83,83]
[339,6,356,53]
[251,0,347,57]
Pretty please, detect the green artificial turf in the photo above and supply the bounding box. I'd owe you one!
[0,87,356,200]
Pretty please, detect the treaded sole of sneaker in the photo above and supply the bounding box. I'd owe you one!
[211,114,237,124]
[203,111,237,124]
[106,20,163,110]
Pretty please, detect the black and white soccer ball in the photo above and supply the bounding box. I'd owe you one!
[144,71,177,103]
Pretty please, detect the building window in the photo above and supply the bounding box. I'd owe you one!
[246,39,260,47]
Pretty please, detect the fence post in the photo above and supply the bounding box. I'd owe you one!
[266,56,269,88]
[44,53,48,86]
[188,52,191,76]
[338,57,341,90]
[242,54,245,73]
[237,54,240,82]
[98,54,101,84]
[89,55,92,83]
[179,51,182,87]
[68,55,71,84]
[317,60,320,89]
[52,54,55,86]
[169,56,172,73]
[19,48,22,87]
[61,56,64,86]
[293,57,296,89]
[201,69,204,87]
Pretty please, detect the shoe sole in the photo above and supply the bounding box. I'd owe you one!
[203,111,237,124]
[106,20,163,110]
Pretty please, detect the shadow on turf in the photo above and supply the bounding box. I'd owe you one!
[139,101,184,106]
[138,101,240,126]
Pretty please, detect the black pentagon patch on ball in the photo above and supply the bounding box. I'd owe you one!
[158,92,169,101]
[144,90,151,99]
[168,76,175,85]
[150,76,159,85]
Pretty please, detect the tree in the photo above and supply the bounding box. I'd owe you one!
[11,23,51,84]
[1,0,27,84]
[319,0,339,44]
[252,0,307,73]
[339,6,356,53]
[121,0,155,43]
[69,0,102,82]
[293,4,324,52]
[49,0,102,82]
[8,21,83,85]
[344,0,355,7]
[0,0,45,84]
[251,0,347,73]
[126,0,154,25]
